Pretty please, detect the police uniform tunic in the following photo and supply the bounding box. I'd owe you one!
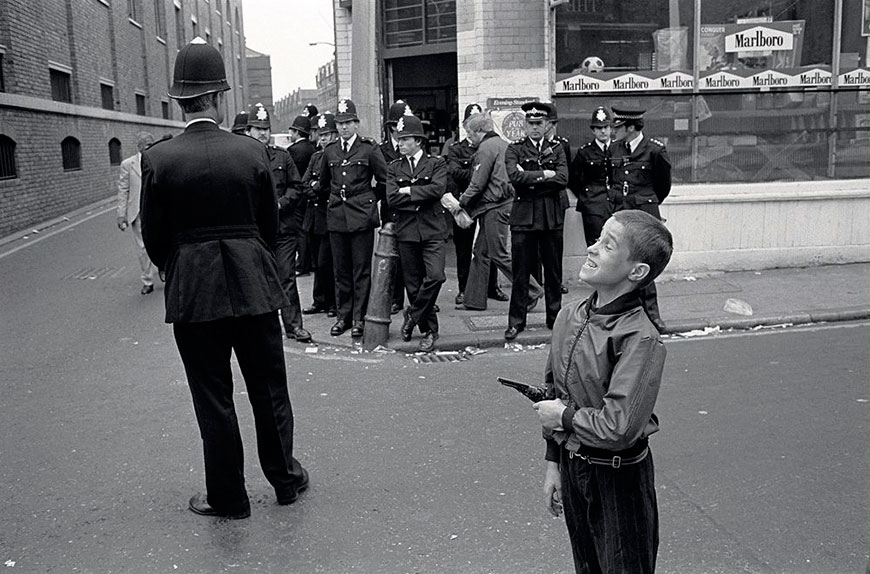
[288,137,317,273]
[301,148,335,312]
[505,136,569,330]
[380,137,407,310]
[609,136,671,220]
[386,153,449,335]
[571,139,613,246]
[318,135,388,325]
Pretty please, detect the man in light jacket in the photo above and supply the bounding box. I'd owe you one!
[117,131,156,294]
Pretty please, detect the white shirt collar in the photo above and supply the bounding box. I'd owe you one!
[185,118,218,128]
[342,133,358,149]
[391,137,399,149]
[407,149,424,165]
[627,132,644,153]
[596,139,608,152]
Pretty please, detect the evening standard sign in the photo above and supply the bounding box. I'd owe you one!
[555,71,693,94]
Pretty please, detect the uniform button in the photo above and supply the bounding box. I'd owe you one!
[342,172,347,176]
[625,170,629,174]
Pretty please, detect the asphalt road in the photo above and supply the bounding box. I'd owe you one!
[1,210,868,573]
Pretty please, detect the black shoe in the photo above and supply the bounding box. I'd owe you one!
[330,321,351,336]
[560,284,569,294]
[651,318,668,335]
[390,303,403,315]
[302,305,325,315]
[454,292,465,305]
[140,284,154,295]
[504,325,523,341]
[418,331,438,353]
[456,303,486,311]
[276,469,310,505]
[326,308,337,318]
[188,493,250,519]
[488,288,509,302]
[351,321,364,338]
[400,310,415,342]
[286,327,312,343]
[433,304,440,313]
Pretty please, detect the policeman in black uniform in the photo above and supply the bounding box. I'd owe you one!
[571,106,614,246]
[287,114,317,276]
[301,113,337,317]
[504,102,568,340]
[380,100,414,315]
[246,103,312,342]
[386,114,449,353]
[545,105,572,294]
[610,107,672,333]
[231,110,249,135]
[303,103,319,144]
[445,103,502,306]
[141,38,309,519]
[318,98,388,338]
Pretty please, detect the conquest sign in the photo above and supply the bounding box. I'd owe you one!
[726,25,794,52]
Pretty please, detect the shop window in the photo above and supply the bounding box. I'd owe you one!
[0,135,16,180]
[426,0,456,44]
[101,83,115,110]
[108,138,123,166]
[61,137,82,171]
[136,94,147,115]
[50,69,72,103]
[384,0,455,48]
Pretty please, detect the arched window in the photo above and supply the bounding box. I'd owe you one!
[109,138,123,166]
[0,135,17,180]
[61,137,82,171]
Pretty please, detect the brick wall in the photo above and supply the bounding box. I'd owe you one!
[333,0,352,98]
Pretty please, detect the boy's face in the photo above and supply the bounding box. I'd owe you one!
[580,218,644,289]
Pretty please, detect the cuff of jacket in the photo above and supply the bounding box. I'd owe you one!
[561,405,577,434]
[545,439,561,462]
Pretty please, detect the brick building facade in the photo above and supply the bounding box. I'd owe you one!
[273,87,318,133]
[0,0,249,238]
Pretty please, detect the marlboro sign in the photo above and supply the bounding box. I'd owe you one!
[725,25,794,52]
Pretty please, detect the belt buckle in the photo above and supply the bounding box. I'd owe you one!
[611,456,621,469]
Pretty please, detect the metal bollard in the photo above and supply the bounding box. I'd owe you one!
[363,222,398,350]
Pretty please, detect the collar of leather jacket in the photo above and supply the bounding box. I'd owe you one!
[589,289,643,315]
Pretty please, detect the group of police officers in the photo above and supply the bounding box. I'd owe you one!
[138,37,672,519]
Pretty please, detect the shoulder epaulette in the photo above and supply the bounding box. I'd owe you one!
[389,156,404,165]
[359,136,376,144]
[649,137,666,148]
[580,141,593,149]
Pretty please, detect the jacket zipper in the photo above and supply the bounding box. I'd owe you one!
[561,303,593,406]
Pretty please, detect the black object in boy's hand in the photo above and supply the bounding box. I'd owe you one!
[498,377,547,403]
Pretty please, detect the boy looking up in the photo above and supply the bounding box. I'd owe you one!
[533,209,673,573]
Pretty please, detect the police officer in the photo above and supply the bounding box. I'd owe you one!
[301,113,337,317]
[287,114,317,276]
[246,103,312,343]
[318,98,388,338]
[445,103,503,306]
[230,110,249,135]
[386,114,449,353]
[141,38,309,519]
[571,106,614,247]
[544,105,572,294]
[303,103,319,144]
[504,102,568,340]
[610,107,672,333]
[381,100,414,315]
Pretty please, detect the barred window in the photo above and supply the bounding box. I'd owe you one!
[101,83,115,110]
[0,135,17,180]
[109,138,123,166]
[61,137,82,171]
[50,69,72,103]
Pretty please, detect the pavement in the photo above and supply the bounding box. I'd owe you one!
[3,196,869,354]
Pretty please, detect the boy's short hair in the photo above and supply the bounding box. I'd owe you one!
[464,113,492,134]
[611,210,673,285]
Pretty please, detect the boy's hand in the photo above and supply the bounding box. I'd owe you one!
[544,461,562,517]
[533,399,566,431]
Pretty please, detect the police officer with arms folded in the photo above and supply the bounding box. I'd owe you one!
[301,112,338,318]
[246,103,312,343]
[609,107,672,333]
[317,98,388,338]
[571,106,614,247]
[386,114,449,353]
[504,102,568,340]
[140,38,309,519]
[287,114,317,277]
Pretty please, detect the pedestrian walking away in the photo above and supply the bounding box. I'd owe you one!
[246,103,312,343]
[504,102,568,340]
[317,98,388,338]
[570,106,614,247]
[533,210,673,573]
[610,107,672,333]
[117,131,157,295]
[385,114,449,353]
[140,38,309,519]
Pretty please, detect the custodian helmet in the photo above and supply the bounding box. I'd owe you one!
[168,37,230,99]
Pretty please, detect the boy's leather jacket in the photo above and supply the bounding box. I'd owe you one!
[544,290,666,462]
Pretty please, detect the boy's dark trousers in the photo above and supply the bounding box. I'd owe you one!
[561,449,659,574]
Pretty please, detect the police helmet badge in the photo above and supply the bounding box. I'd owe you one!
[396,117,405,133]
[338,100,348,113]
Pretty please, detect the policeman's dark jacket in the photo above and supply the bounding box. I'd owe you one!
[301,148,328,236]
[287,137,316,183]
[571,139,612,216]
[267,145,303,236]
[141,120,289,323]
[379,138,401,164]
[504,136,569,230]
[609,135,672,215]
[385,154,449,242]
[550,134,572,211]
[318,136,388,233]
[445,138,475,198]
